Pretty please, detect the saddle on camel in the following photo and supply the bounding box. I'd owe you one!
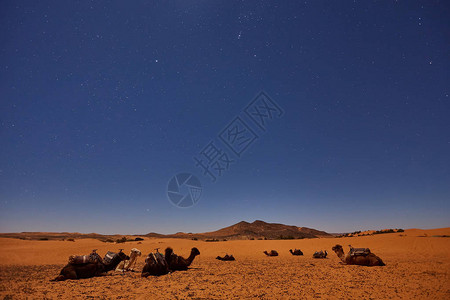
[68,249,102,265]
[348,245,371,256]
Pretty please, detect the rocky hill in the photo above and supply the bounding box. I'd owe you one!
[146,220,331,240]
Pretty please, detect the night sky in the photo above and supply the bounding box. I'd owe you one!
[1,1,449,234]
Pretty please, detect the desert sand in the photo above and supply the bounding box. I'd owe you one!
[0,228,449,299]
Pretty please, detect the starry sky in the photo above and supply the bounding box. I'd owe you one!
[1,1,449,234]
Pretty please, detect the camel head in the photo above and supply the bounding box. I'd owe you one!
[332,244,344,253]
[131,248,141,255]
[191,247,200,256]
[165,247,173,258]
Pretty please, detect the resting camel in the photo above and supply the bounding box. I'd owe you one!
[332,244,385,266]
[52,250,129,281]
[165,247,200,271]
[142,247,200,277]
[313,250,327,258]
[141,250,169,277]
[116,248,141,272]
[289,249,303,256]
[216,254,235,261]
[263,250,278,256]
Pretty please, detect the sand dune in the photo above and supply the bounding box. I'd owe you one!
[0,228,449,299]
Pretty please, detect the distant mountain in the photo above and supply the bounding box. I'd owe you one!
[145,220,332,240]
[0,220,331,241]
[0,232,126,241]
[3,226,448,241]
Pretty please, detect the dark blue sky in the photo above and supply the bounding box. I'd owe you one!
[1,1,449,234]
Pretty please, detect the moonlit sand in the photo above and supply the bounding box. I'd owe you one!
[1,228,449,299]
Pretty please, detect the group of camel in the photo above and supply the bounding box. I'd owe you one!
[262,249,304,256]
[52,247,201,280]
[52,244,384,281]
[52,249,131,281]
[263,248,326,258]
[262,245,384,266]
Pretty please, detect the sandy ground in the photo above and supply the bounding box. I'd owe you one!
[0,228,449,299]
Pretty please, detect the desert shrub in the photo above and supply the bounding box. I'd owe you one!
[397,229,404,233]
[374,229,396,235]
[67,238,75,242]
[191,237,198,241]
[39,238,49,241]
[116,237,127,243]
[278,235,295,240]
[135,237,144,241]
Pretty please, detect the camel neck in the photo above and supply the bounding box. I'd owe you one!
[335,250,346,262]
[186,252,196,265]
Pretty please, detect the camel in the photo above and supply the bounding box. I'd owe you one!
[52,250,129,281]
[216,254,235,261]
[313,250,327,258]
[332,244,385,266]
[116,248,141,272]
[289,249,303,256]
[263,250,278,256]
[142,247,200,277]
[141,250,169,277]
[165,247,200,271]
